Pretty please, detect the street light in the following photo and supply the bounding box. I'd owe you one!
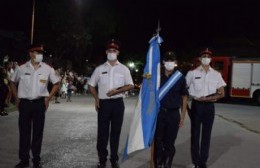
[128,62,135,69]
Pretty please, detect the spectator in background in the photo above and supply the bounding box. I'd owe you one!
[13,61,19,71]
[60,77,68,99]
[75,76,83,95]
[4,62,13,107]
[67,80,76,102]
[54,68,61,104]
[83,78,89,95]
[0,66,9,116]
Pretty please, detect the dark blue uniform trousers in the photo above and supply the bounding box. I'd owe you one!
[190,100,215,167]
[97,98,124,164]
[18,98,45,164]
[154,108,180,168]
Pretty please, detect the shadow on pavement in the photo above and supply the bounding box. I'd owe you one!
[208,134,242,166]
[132,134,241,168]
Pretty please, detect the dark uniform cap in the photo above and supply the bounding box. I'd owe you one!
[106,39,120,50]
[28,44,44,53]
[163,51,177,61]
[199,48,213,56]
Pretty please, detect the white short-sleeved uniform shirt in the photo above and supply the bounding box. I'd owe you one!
[11,61,59,100]
[186,65,226,99]
[88,61,134,99]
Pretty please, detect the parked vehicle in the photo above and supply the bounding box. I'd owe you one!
[194,56,260,104]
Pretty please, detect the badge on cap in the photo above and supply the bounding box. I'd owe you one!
[106,39,120,50]
[199,48,212,56]
[28,44,44,52]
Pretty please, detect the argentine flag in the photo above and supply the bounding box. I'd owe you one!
[124,35,163,158]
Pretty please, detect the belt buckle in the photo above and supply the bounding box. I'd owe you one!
[161,107,167,112]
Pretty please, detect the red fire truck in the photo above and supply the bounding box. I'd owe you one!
[195,56,260,104]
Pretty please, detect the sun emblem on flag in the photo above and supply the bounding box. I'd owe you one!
[143,73,152,79]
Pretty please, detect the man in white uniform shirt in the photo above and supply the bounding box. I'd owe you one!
[186,49,226,168]
[88,39,134,168]
[10,44,60,168]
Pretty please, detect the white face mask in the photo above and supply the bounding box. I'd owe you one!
[201,57,211,66]
[164,61,177,71]
[34,54,43,63]
[107,53,117,61]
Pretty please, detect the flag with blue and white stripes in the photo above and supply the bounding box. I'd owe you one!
[123,35,163,158]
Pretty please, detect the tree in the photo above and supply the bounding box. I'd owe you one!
[35,0,122,73]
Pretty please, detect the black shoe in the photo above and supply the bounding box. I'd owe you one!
[155,165,163,168]
[0,111,8,116]
[33,163,43,168]
[199,163,207,168]
[97,163,106,168]
[111,161,120,168]
[15,161,29,168]
[55,101,60,104]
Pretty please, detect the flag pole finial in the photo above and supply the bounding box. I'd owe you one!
[156,21,161,35]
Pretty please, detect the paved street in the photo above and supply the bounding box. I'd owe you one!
[0,95,260,168]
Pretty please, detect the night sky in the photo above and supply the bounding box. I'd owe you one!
[115,0,260,56]
[1,0,260,59]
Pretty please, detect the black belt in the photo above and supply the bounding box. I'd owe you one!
[160,107,179,112]
[20,97,45,103]
[100,98,123,102]
[193,99,214,104]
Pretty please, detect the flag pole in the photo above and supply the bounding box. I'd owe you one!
[30,0,35,44]
[150,141,155,168]
[156,20,161,35]
[150,21,161,168]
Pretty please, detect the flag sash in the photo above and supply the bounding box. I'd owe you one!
[158,70,183,101]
